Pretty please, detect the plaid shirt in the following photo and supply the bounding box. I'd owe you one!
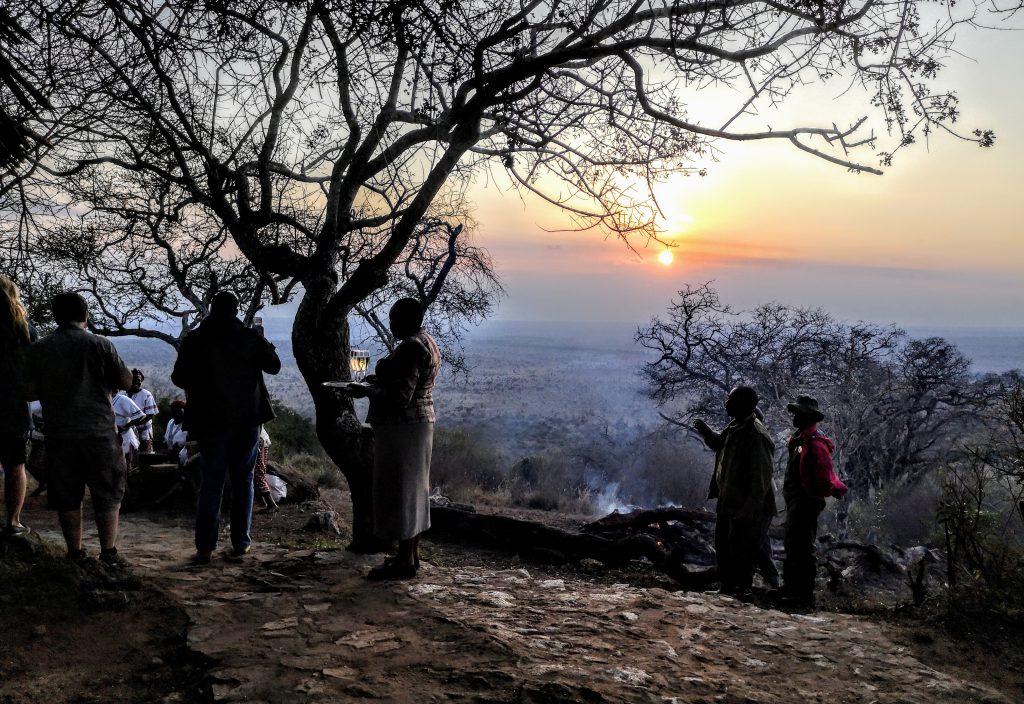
[367,329,441,425]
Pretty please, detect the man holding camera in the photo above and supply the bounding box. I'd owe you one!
[172,292,280,564]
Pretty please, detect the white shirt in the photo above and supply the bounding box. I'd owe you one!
[131,388,158,440]
[29,400,44,441]
[112,391,145,453]
[164,418,187,451]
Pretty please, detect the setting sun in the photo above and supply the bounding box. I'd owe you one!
[658,250,674,266]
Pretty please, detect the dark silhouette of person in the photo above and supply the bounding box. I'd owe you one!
[780,395,847,608]
[348,298,441,580]
[694,386,777,598]
[0,275,37,536]
[27,291,132,566]
[750,406,781,589]
[171,291,281,564]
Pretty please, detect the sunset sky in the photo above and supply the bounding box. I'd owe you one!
[464,24,1024,329]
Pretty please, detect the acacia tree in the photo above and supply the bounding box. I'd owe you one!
[5,0,993,547]
[637,283,976,506]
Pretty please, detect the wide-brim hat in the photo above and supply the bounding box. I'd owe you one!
[787,394,825,422]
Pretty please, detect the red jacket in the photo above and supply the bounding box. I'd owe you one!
[786,425,848,500]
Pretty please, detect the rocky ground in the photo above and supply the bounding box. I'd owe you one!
[0,491,1021,704]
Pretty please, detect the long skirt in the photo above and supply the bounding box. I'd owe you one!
[372,422,433,541]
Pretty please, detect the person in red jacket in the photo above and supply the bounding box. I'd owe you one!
[781,395,848,608]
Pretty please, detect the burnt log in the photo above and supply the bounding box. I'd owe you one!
[581,507,716,533]
[823,541,900,573]
[428,504,716,590]
[582,506,717,568]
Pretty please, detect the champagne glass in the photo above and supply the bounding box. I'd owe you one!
[349,349,370,382]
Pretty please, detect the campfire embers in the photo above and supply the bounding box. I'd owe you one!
[581,507,718,568]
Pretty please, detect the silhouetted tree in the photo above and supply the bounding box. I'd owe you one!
[0,8,50,166]
[4,0,994,546]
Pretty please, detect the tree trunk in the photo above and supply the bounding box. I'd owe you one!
[292,274,382,552]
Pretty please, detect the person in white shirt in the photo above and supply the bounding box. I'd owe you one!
[164,400,189,464]
[129,369,158,452]
[111,390,146,466]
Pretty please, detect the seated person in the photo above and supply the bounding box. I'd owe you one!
[164,400,189,464]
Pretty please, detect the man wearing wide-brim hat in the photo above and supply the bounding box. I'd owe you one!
[780,395,848,609]
[694,385,777,599]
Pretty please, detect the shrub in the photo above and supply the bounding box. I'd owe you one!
[265,400,323,460]
[620,432,713,508]
[935,381,1024,619]
[509,449,593,513]
[939,459,1024,600]
[430,427,506,500]
[287,453,345,489]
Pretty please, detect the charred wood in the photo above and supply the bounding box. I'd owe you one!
[428,504,716,590]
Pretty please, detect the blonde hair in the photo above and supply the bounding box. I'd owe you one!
[0,275,31,345]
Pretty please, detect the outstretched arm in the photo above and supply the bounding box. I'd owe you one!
[693,419,724,451]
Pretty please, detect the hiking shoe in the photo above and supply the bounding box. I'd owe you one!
[224,546,251,563]
[190,551,213,566]
[99,548,129,569]
[66,548,88,562]
[2,524,30,537]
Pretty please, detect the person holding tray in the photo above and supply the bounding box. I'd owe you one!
[346,298,441,580]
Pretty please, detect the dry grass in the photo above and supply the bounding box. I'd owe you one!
[284,453,346,489]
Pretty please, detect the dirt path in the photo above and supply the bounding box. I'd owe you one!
[16,503,1013,704]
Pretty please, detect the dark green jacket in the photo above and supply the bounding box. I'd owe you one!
[704,413,777,518]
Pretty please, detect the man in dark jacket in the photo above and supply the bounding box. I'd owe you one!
[781,395,848,609]
[172,291,281,564]
[694,386,777,598]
